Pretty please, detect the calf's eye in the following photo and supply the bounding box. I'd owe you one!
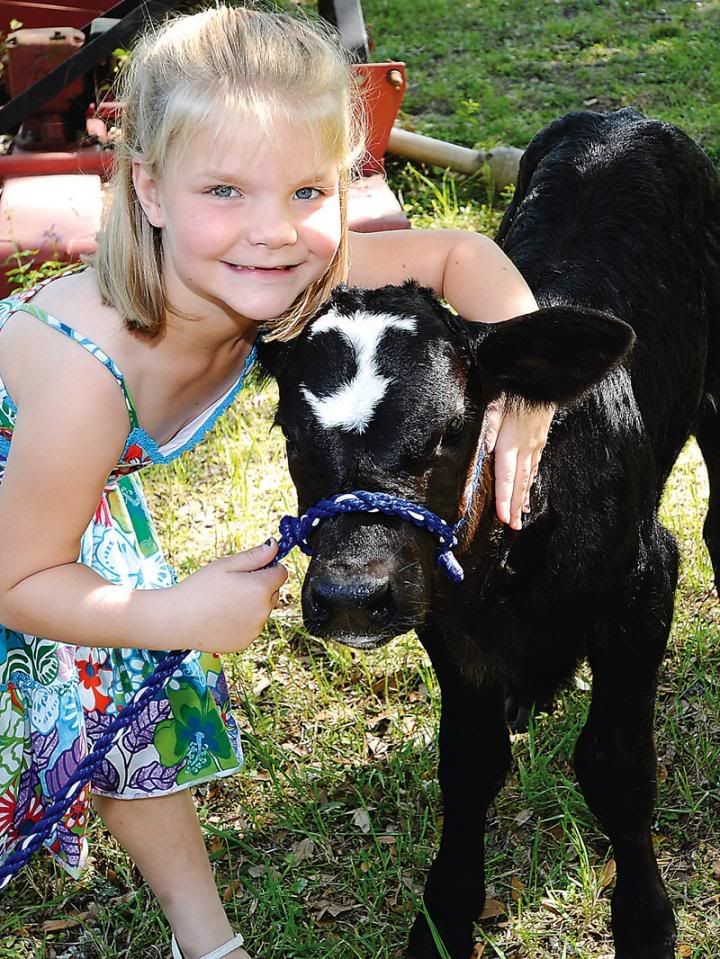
[444,414,465,444]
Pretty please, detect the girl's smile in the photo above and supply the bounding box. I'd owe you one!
[222,262,301,275]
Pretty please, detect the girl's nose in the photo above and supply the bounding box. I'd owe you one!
[247,205,297,248]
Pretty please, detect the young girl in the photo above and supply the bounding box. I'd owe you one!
[0,6,551,958]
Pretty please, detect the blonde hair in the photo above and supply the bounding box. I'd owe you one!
[95,4,364,340]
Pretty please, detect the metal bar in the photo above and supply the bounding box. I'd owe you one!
[0,148,113,175]
[0,0,181,132]
[317,0,368,63]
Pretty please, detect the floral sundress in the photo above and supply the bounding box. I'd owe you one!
[0,280,257,877]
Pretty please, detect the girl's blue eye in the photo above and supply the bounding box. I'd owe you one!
[210,185,238,198]
[295,186,319,201]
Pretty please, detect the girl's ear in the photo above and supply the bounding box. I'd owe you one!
[131,161,165,229]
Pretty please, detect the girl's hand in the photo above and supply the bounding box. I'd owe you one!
[169,540,288,653]
[485,397,555,530]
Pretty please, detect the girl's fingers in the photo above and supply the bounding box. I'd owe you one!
[524,452,542,512]
[509,455,534,530]
[494,445,518,526]
[264,563,288,590]
[224,539,279,572]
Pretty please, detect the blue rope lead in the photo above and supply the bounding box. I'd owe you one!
[0,650,188,891]
[0,447,486,890]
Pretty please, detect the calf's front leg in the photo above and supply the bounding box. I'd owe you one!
[575,551,678,959]
[408,624,512,959]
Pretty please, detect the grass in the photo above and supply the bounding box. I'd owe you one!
[367,0,720,159]
[2,0,720,957]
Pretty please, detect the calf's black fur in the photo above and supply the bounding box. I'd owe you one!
[259,109,720,959]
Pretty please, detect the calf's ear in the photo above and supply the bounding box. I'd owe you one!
[254,338,294,383]
[473,305,635,404]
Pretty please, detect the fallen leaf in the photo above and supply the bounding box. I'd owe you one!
[223,879,241,903]
[598,858,617,889]
[108,891,136,908]
[479,898,506,920]
[252,675,271,697]
[377,834,397,845]
[402,876,423,895]
[41,912,91,933]
[677,946,693,958]
[409,683,430,702]
[351,807,371,833]
[511,876,526,902]
[209,836,225,856]
[311,898,356,920]
[291,837,315,863]
[366,733,389,757]
[369,712,391,731]
[711,859,720,881]
[514,808,533,826]
[470,945,486,958]
[541,897,562,917]
[326,902,355,918]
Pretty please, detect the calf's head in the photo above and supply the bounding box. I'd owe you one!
[259,282,632,649]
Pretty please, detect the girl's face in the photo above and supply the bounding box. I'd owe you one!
[133,116,343,330]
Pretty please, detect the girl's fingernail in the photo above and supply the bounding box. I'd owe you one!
[265,537,276,547]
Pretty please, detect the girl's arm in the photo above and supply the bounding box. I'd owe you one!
[0,321,284,652]
[348,229,554,529]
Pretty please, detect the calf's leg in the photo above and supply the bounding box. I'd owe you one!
[694,402,720,596]
[574,540,678,959]
[408,624,511,959]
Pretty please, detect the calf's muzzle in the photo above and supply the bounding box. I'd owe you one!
[306,569,397,646]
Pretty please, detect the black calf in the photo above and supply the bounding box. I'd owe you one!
[259,109,720,959]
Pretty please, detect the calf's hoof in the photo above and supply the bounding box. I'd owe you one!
[612,880,676,959]
[407,912,475,959]
[614,941,676,959]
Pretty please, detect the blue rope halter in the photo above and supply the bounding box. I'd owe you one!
[276,490,464,582]
[0,442,486,890]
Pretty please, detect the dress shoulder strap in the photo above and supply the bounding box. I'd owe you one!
[0,291,139,429]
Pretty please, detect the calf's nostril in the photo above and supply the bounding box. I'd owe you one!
[366,582,395,624]
[308,576,395,624]
[309,579,338,622]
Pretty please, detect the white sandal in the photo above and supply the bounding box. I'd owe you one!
[171,933,245,959]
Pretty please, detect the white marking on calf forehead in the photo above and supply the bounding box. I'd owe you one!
[301,309,416,433]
